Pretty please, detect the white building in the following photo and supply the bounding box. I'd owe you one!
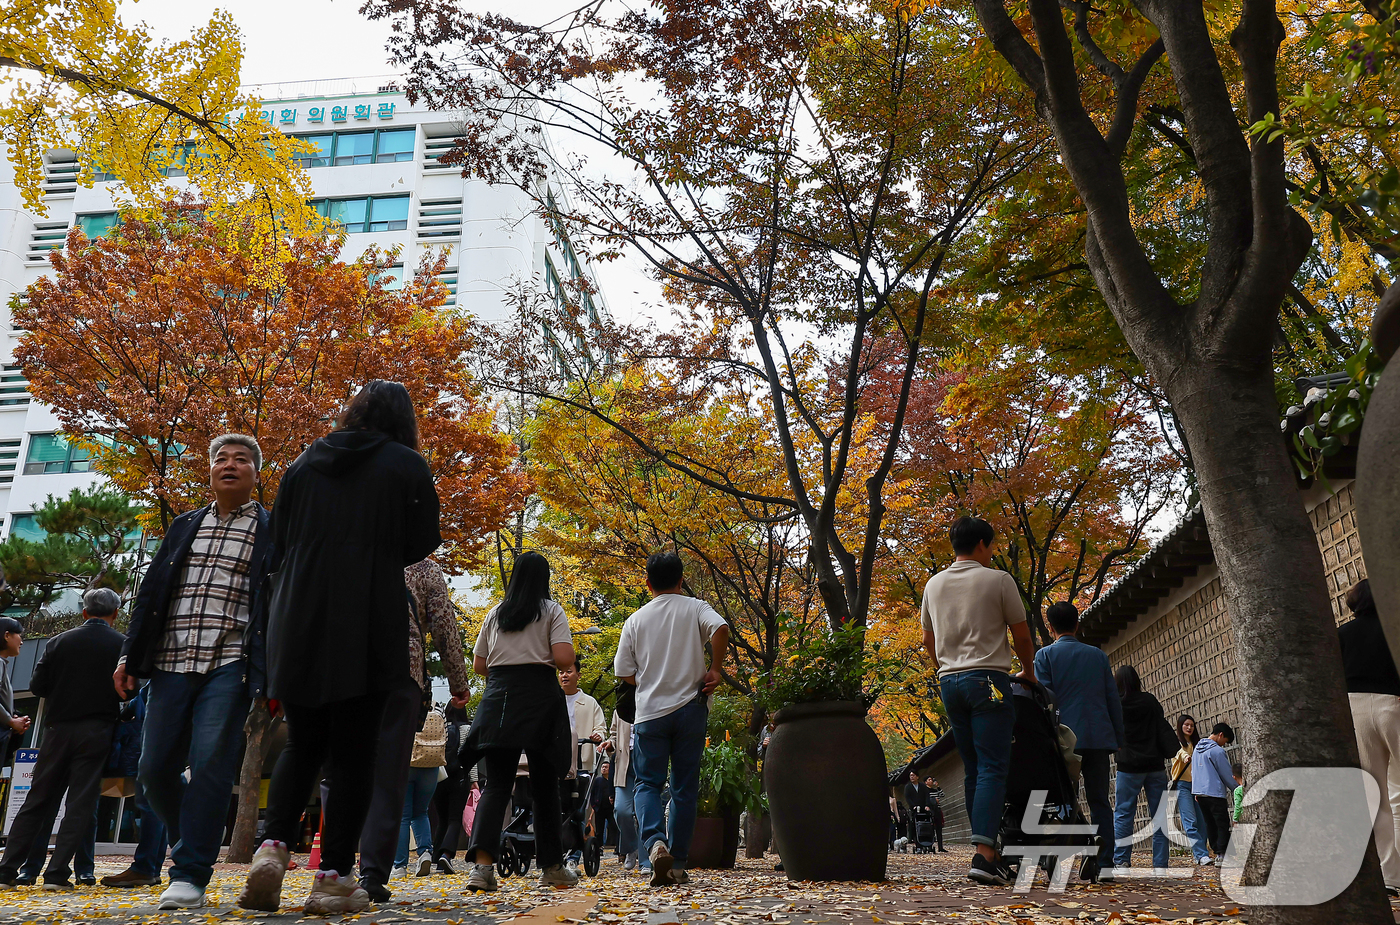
[0,75,602,550]
[0,75,606,853]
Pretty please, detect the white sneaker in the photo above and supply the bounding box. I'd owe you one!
[623,853,638,871]
[303,870,370,915]
[157,880,206,910]
[566,858,579,873]
[539,863,580,888]
[415,853,432,877]
[648,841,673,887]
[465,864,498,892]
[390,865,408,881]
[238,840,290,911]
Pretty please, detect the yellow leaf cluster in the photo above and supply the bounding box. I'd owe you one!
[0,0,323,282]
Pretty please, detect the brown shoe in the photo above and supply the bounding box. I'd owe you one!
[101,868,160,888]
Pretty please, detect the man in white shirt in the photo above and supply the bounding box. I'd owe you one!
[920,516,1035,887]
[614,553,728,887]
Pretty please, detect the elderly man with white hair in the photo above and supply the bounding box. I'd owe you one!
[0,587,125,891]
[112,433,275,910]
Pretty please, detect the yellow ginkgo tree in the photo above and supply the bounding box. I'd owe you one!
[0,0,320,276]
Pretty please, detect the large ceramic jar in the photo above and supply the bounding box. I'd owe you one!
[763,701,888,881]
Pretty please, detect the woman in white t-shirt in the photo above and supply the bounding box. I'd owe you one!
[463,552,577,892]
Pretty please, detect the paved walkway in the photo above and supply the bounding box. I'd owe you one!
[0,849,1386,923]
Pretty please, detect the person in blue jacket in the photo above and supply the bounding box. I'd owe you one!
[1191,722,1237,858]
[1033,602,1124,875]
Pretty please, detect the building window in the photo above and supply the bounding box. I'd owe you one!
[374,129,415,163]
[23,433,95,475]
[1,366,30,407]
[333,132,375,166]
[75,212,119,239]
[292,128,416,168]
[296,134,334,168]
[8,512,45,542]
[309,195,410,234]
[370,264,406,290]
[162,143,197,177]
[0,438,19,484]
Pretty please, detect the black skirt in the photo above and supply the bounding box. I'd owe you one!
[467,664,572,773]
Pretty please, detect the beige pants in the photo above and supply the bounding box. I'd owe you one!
[1351,692,1400,888]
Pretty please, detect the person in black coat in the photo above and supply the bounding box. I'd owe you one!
[1110,665,1178,874]
[430,704,475,872]
[237,381,441,916]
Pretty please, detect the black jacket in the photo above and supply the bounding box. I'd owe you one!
[469,664,573,774]
[1116,690,1178,773]
[267,430,441,707]
[122,503,274,697]
[1339,609,1400,695]
[31,619,125,726]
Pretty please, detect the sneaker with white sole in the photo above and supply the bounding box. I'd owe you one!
[648,841,673,887]
[967,853,1013,886]
[390,865,408,880]
[415,853,433,877]
[465,864,498,892]
[157,880,206,910]
[623,853,637,871]
[238,840,290,911]
[539,863,580,888]
[435,858,456,875]
[304,870,370,915]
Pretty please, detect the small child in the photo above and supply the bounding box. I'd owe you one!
[1231,763,1245,823]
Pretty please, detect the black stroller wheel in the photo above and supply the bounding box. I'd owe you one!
[499,841,519,877]
[584,836,602,877]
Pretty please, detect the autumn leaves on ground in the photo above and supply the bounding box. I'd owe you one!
[0,852,1257,925]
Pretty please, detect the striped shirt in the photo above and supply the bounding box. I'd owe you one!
[153,500,260,674]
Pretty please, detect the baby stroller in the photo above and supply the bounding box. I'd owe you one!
[498,775,538,876]
[911,807,937,853]
[500,740,607,878]
[999,680,1103,883]
[561,739,608,876]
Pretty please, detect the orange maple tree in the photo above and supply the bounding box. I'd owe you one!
[15,204,527,569]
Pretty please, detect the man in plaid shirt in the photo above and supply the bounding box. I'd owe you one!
[114,434,275,910]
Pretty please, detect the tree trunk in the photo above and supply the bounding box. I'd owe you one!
[1166,364,1390,924]
[226,701,275,863]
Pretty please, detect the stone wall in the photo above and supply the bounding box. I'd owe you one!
[1313,482,1367,626]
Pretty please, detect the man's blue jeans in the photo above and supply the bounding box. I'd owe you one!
[633,697,707,865]
[139,661,250,889]
[395,766,438,867]
[1171,779,1210,863]
[939,669,1015,849]
[1113,770,1169,868]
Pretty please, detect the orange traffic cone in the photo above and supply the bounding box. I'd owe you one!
[307,810,325,868]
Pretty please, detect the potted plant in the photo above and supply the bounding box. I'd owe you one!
[757,620,895,881]
[688,736,764,869]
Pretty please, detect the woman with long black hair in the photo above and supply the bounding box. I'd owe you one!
[1170,714,1213,865]
[1109,665,1178,875]
[238,380,441,915]
[463,551,579,892]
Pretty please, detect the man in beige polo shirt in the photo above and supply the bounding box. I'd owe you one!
[921,516,1035,886]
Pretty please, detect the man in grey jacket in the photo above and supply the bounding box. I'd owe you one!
[1033,602,1124,875]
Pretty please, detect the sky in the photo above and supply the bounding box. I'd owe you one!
[116,0,664,321]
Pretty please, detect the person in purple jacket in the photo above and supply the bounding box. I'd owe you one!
[1191,722,1236,857]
